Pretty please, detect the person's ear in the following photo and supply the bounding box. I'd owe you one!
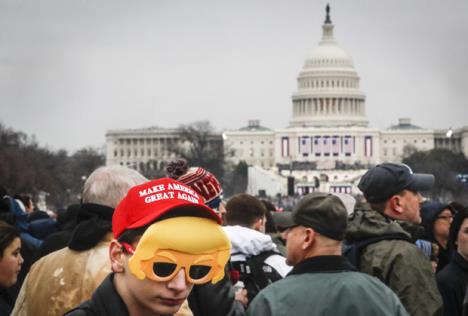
[389,195,404,215]
[109,240,126,273]
[302,227,315,250]
[252,217,265,232]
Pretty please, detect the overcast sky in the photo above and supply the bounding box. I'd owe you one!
[1,0,467,152]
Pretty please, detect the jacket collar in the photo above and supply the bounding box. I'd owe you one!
[453,252,468,272]
[68,203,115,251]
[93,274,130,315]
[288,255,356,277]
[346,204,411,242]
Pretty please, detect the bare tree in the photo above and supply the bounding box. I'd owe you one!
[403,148,468,203]
[173,121,224,179]
[0,122,105,210]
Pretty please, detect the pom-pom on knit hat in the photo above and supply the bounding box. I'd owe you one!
[167,159,223,209]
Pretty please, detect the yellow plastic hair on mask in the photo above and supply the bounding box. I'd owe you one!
[128,216,231,284]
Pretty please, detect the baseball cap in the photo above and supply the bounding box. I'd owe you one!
[358,163,434,203]
[112,178,221,238]
[274,192,348,241]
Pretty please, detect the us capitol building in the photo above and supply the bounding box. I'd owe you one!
[106,6,468,196]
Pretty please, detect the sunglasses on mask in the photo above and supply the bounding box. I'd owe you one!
[121,242,217,284]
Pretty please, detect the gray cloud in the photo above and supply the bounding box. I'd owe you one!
[0,0,467,151]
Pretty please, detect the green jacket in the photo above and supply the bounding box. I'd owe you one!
[346,204,443,316]
[247,256,408,316]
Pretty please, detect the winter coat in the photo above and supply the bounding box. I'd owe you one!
[64,274,192,316]
[33,229,74,262]
[346,204,443,316]
[11,235,113,316]
[33,203,106,262]
[247,255,409,316]
[437,252,468,316]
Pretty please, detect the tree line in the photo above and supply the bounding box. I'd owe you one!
[0,122,104,209]
[403,148,468,203]
[0,121,248,210]
[3,119,464,210]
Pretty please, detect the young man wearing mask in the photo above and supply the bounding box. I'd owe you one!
[66,178,231,316]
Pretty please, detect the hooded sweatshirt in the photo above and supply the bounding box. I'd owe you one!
[223,225,291,278]
[420,201,452,272]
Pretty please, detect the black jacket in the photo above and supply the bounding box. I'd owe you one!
[0,288,14,316]
[64,274,129,316]
[33,204,80,262]
[437,252,468,316]
[188,267,245,316]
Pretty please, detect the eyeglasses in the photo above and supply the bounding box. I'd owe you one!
[121,242,218,284]
[436,215,454,221]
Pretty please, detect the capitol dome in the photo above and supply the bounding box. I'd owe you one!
[289,5,368,128]
[308,44,353,66]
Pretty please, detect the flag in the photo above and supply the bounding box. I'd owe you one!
[281,137,289,157]
[343,136,353,155]
[365,136,373,157]
[323,136,331,156]
[300,136,311,156]
[314,136,322,156]
[332,136,339,156]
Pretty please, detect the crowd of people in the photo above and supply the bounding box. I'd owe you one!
[0,159,467,316]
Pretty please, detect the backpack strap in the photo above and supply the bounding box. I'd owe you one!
[355,233,410,249]
[228,249,283,304]
[246,250,281,290]
[343,234,411,270]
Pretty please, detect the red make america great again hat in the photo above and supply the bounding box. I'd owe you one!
[112,178,222,238]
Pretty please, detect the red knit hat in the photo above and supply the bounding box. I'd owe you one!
[177,167,222,204]
[166,160,223,205]
[112,178,221,238]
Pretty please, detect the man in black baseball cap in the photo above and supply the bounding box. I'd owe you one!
[346,163,442,316]
[358,163,434,224]
[247,192,408,316]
